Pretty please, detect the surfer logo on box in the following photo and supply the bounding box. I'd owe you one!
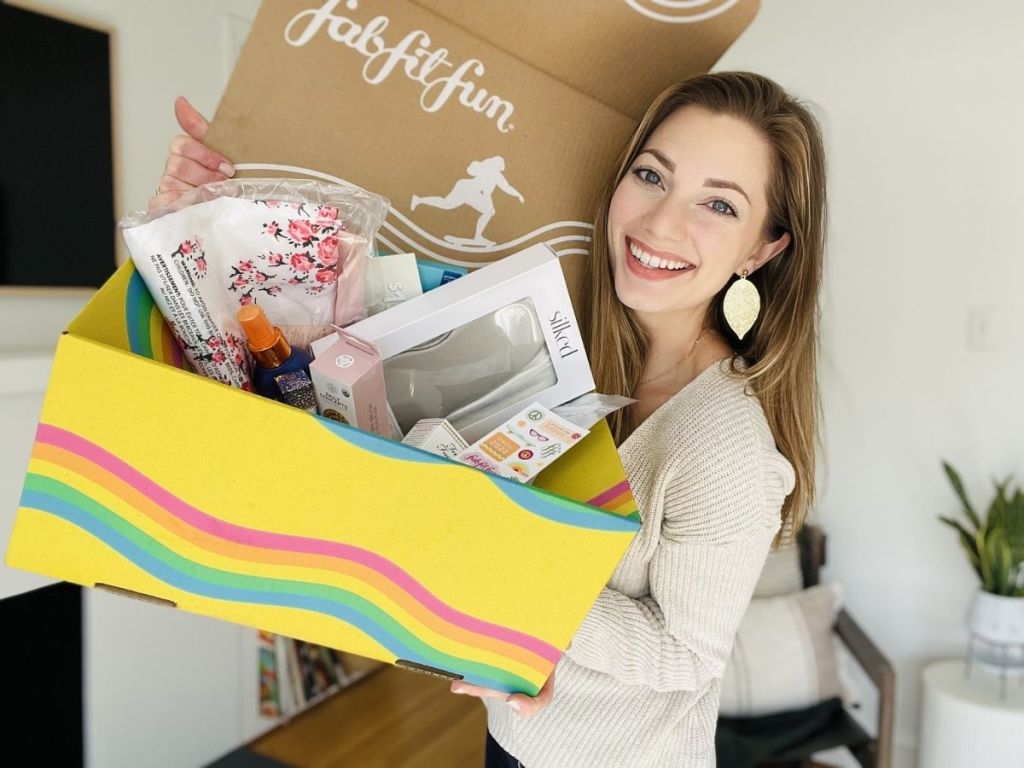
[285,0,516,133]
[410,156,524,247]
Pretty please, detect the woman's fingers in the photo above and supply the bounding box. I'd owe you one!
[170,133,234,177]
[174,96,210,142]
[148,189,183,210]
[450,670,556,718]
[505,670,555,717]
[150,97,234,209]
[450,681,508,701]
[162,153,229,190]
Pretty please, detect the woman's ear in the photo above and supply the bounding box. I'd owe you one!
[742,230,791,276]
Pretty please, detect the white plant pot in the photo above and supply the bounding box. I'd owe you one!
[966,590,1024,644]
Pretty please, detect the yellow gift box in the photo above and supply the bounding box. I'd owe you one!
[4,262,639,694]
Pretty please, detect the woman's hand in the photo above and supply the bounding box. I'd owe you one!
[149,97,235,210]
[450,668,556,717]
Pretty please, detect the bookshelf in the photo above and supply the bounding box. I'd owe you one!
[253,632,386,726]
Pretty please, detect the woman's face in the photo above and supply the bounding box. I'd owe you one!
[608,105,787,319]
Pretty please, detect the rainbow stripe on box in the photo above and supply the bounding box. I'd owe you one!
[314,417,637,533]
[21,422,595,692]
[587,480,637,518]
[124,269,186,368]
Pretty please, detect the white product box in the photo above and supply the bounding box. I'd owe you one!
[315,244,595,443]
[400,418,470,461]
[365,252,423,316]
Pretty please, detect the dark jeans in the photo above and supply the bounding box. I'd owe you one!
[485,731,524,768]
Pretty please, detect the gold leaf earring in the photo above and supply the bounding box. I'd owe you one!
[723,270,760,341]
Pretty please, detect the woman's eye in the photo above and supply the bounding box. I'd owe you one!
[708,199,737,217]
[633,166,663,187]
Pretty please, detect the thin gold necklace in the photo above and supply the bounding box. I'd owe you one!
[639,328,706,386]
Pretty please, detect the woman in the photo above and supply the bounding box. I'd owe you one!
[153,71,826,768]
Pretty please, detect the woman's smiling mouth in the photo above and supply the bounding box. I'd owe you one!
[625,237,697,280]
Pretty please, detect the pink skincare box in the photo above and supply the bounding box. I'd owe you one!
[309,331,389,436]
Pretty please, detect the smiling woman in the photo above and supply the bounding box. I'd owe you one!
[584,73,825,518]
[474,72,828,768]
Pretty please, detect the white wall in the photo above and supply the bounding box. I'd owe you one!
[717,1,1024,765]
[2,2,264,766]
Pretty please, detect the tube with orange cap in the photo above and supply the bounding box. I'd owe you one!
[237,304,313,401]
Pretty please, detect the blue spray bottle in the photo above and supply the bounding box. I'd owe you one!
[237,304,313,400]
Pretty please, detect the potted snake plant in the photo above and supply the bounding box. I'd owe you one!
[939,462,1024,661]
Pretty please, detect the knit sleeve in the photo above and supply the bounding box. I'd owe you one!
[564,399,795,693]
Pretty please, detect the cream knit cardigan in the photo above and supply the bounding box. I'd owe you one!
[485,358,796,767]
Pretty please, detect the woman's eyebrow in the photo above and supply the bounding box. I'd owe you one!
[704,178,750,205]
[637,148,675,172]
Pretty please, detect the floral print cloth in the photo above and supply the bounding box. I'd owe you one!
[123,195,368,389]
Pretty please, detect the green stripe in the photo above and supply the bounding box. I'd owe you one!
[125,269,154,358]
[24,473,535,690]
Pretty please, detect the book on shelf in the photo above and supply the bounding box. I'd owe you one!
[257,631,281,718]
[285,635,305,710]
[258,632,385,718]
[295,639,336,702]
[273,634,299,716]
[320,644,349,687]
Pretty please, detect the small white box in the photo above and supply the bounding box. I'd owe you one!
[317,244,595,443]
[365,252,423,316]
[400,418,469,461]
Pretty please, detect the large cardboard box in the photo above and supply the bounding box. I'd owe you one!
[208,0,759,279]
[5,263,639,694]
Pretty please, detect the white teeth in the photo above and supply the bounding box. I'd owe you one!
[628,241,693,271]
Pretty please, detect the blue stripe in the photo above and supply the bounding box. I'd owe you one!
[21,489,512,691]
[125,269,149,357]
[316,417,449,466]
[484,478,641,534]
[317,417,639,533]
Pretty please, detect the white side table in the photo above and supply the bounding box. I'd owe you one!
[918,659,1024,768]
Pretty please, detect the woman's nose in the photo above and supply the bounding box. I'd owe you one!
[642,196,691,243]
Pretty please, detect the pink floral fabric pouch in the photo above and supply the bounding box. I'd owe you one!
[120,178,388,389]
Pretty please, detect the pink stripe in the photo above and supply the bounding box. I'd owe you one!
[36,423,561,663]
[587,479,632,508]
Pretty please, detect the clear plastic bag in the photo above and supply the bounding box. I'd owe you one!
[552,392,636,430]
[382,299,557,440]
[120,178,388,389]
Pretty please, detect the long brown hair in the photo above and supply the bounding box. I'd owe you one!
[577,72,827,538]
